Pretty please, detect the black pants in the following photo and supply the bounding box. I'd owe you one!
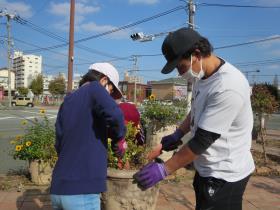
[193,172,250,210]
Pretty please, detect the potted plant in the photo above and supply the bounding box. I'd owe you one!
[102,98,184,210]
[102,122,160,210]
[10,110,56,185]
[141,99,185,149]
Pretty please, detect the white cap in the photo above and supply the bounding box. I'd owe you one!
[88,62,122,99]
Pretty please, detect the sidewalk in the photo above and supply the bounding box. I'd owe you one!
[0,175,279,210]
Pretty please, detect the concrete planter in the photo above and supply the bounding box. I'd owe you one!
[29,160,52,185]
[101,168,159,210]
[146,125,177,161]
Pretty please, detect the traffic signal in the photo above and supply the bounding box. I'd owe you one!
[130,32,144,41]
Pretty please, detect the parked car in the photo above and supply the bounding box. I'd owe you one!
[11,97,34,107]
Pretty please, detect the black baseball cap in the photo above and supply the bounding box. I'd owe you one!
[161,27,203,74]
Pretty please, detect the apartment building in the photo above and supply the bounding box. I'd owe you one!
[0,67,15,90]
[13,51,42,88]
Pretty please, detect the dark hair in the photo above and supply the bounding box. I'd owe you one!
[182,37,213,59]
[79,70,105,87]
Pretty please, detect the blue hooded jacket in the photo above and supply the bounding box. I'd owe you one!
[50,81,126,195]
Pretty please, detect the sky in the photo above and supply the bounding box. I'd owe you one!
[0,0,280,84]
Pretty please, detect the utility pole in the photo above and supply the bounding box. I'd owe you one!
[67,0,75,93]
[132,56,138,104]
[0,10,15,107]
[186,0,195,114]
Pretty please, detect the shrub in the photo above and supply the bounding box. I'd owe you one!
[107,122,148,169]
[10,110,57,166]
[141,99,185,133]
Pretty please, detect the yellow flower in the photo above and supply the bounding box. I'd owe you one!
[15,135,22,141]
[149,94,155,101]
[10,140,16,144]
[25,141,32,147]
[39,109,46,114]
[21,120,28,126]
[15,145,23,151]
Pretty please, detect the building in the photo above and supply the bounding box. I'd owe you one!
[42,74,54,95]
[119,72,147,103]
[13,51,42,89]
[0,67,15,90]
[43,73,81,95]
[150,77,188,101]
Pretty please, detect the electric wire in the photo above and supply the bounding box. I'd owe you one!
[19,6,184,53]
[14,16,122,59]
[198,3,280,9]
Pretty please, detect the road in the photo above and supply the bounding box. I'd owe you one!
[0,107,279,175]
[0,107,58,175]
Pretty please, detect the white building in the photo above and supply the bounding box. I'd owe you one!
[13,51,42,88]
[0,67,15,90]
[73,74,82,90]
[42,73,81,95]
[43,74,54,95]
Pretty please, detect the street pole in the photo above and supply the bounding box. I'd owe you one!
[7,15,12,107]
[67,0,75,93]
[132,56,138,104]
[186,0,195,114]
[1,11,14,107]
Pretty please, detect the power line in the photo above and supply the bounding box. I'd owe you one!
[0,35,93,63]
[215,36,280,50]
[115,35,280,58]
[14,16,122,59]
[199,3,280,9]
[234,58,280,67]
[20,6,184,53]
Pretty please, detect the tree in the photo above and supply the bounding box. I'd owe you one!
[251,84,279,162]
[273,74,278,89]
[264,82,279,103]
[17,87,28,96]
[48,76,66,96]
[29,74,43,96]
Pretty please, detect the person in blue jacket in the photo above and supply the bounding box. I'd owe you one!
[50,62,127,210]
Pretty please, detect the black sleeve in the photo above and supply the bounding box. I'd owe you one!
[187,127,221,155]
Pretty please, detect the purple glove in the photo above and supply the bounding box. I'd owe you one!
[133,162,168,190]
[161,129,184,151]
[111,139,127,158]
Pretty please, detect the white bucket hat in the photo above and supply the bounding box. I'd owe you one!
[88,62,122,99]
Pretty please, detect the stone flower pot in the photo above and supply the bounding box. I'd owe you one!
[29,160,53,185]
[101,168,159,210]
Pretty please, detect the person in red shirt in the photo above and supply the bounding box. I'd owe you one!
[119,102,145,145]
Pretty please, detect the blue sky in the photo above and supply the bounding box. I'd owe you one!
[0,0,280,84]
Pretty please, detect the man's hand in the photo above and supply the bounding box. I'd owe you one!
[133,162,168,190]
[111,139,127,158]
[161,129,184,151]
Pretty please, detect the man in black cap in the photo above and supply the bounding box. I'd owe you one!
[134,27,255,210]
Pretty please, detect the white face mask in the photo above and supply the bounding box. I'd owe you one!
[181,55,205,80]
